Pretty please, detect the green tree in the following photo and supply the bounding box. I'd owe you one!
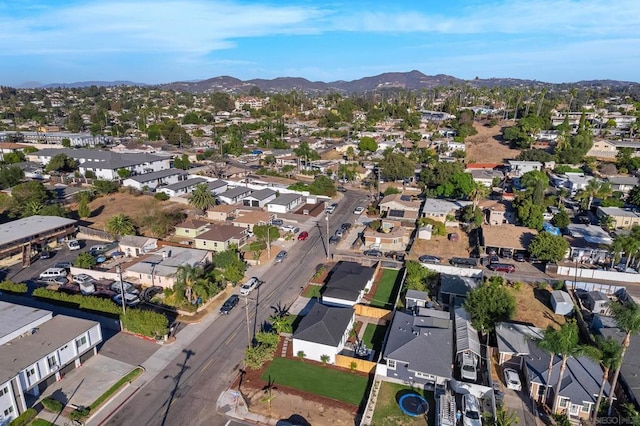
[358,136,378,152]
[253,224,280,243]
[189,183,216,212]
[514,196,544,230]
[294,141,320,169]
[528,232,569,262]
[77,198,91,218]
[116,168,132,179]
[45,153,78,173]
[93,179,118,194]
[162,121,192,146]
[173,154,191,170]
[592,336,622,422]
[463,280,516,336]
[607,302,640,413]
[2,151,25,164]
[66,110,83,132]
[105,213,136,237]
[61,138,71,148]
[575,180,612,211]
[551,209,570,229]
[379,152,415,181]
[0,165,24,189]
[174,264,204,304]
[461,205,484,228]
[121,309,168,338]
[627,185,640,207]
[74,252,97,269]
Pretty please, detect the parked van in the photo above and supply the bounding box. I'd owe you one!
[39,268,68,279]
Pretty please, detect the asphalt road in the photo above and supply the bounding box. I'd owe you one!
[106,190,367,426]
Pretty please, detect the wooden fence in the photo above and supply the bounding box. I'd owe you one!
[354,304,392,321]
[335,354,377,374]
[77,226,114,241]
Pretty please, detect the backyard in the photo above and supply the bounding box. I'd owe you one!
[260,357,369,406]
[510,283,567,329]
[371,381,435,426]
[361,323,387,354]
[368,268,403,309]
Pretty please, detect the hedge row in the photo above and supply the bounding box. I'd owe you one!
[9,408,36,426]
[32,288,121,315]
[0,280,28,294]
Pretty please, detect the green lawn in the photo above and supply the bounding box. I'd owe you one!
[302,284,322,299]
[371,381,435,426]
[361,323,387,353]
[261,357,369,406]
[370,269,402,308]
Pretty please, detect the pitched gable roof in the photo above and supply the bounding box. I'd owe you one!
[195,224,245,242]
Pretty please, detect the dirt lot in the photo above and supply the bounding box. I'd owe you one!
[510,284,566,329]
[409,228,472,262]
[80,192,186,231]
[465,121,521,163]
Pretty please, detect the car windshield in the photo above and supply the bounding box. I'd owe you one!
[463,365,475,372]
[466,411,480,420]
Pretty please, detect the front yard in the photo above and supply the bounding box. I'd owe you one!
[261,357,369,406]
[368,268,403,309]
[371,381,435,426]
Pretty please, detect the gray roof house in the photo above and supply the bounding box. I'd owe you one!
[606,176,639,195]
[438,274,480,308]
[122,169,188,191]
[598,327,640,409]
[206,179,228,195]
[383,308,453,386]
[524,339,609,420]
[420,198,472,222]
[217,187,253,205]
[266,193,303,214]
[156,177,207,197]
[321,262,376,307]
[495,322,543,369]
[242,188,277,208]
[291,303,355,364]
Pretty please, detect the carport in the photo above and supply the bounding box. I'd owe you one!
[454,308,481,364]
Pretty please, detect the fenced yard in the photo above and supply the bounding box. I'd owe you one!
[368,268,403,309]
[371,381,434,426]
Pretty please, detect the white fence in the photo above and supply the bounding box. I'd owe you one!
[423,264,484,279]
[556,266,640,283]
[566,280,625,295]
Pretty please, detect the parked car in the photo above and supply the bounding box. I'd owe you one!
[113,293,141,307]
[462,394,482,426]
[270,219,284,227]
[54,261,72,270]
[275,250,288,263]
[297,231,309,241]
[89,244,107,254]
[141,286,163,302]
[239,277,261,296]
[577,215,591,224]
[92,289,117,300]
[448,232,459,242]
[419,255,441,264]
[460,352,478,382]
[39,250,52,259]
[335,229,344,238]
[59,284,81,295]
[488,263,516,273]
[340,223,352,230]
[488,256,500,264]
[353,206,365,215]
[281,225,300,234]
[503,368,522,391]
[486,247,498,256]
[385,251,406,261]
[337,186,347,192]
[67,240,81,250]
[450,257,478,268]
[513,252,526,262]
[39,267,68,279]
[38,276,69,285]
[73,274,95,286]
[111,281,139,296]
[325,205,336,214]
[363,249,383,258]
[220,295,240,314]
[500,248,514,259]
[329,235,341,244]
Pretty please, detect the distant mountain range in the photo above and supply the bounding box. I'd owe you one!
[19,71,640,93]
[20,80,146,89]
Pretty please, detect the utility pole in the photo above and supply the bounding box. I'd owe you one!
[325,215,330,260]
[116,265,126,316]
[244,296,251,346]
[266,225,271,260]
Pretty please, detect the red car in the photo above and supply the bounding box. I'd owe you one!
[298,231,309,241]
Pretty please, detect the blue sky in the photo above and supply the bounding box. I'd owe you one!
[1,0,639,86]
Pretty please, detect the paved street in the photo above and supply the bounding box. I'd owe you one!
[103,190,366,426]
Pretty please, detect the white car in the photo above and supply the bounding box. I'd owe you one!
[462,394,482,426]
[67,240,80,250]
[239,277,260,296]
[353,206,365,215]
[503,368,522,391]
[111,281,140,296]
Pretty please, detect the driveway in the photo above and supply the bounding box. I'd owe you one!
[503,388,541,426]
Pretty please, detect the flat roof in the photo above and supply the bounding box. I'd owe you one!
[0,301,52,345]
[0,215,77,246]
[0,315,100,385]
[481,225,538,250]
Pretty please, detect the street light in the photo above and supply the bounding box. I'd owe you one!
[115,264,126,315]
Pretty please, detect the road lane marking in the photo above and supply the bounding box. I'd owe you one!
[200,357,214,374]
[224,329,239,345]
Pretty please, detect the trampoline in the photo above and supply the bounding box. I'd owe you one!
[398,393,429,417]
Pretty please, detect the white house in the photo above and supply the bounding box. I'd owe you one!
[122,169,188,191]
[507,160,543,177]
[0,302,102,423]
[206,179,228,195]
[291,303,355,364]
[266,193,303,214]
[156,177,208,197]
[217,187,253,205]
[242,188,277,208]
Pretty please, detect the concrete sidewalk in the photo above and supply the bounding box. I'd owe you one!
[216,389,275,425]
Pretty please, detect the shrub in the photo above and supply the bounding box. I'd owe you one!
[0,280,28,294]
[320,354,330,365]
[418,217,446,236]
[41,397,63,412]
[554,280,565,290]
[537,282,549,290]
[33,288,121,315]
[69,406,90,421]
[513,281,523,291]
[154,192,169,201]
[9,408,37,426]
[121,309,169,338]
[297,351,306,361]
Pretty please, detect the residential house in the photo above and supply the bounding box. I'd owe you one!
[118,235,158,258]
[206,204,237,222]
[363,219,408,251]
[0,142,30,162]
[598,327,640,409]
[587,140,618,159]
[421,199,472,223]
[606,176,639,195]
[217,187,252,205]
[382,308,453,386]
[174,218,211,238]
[123,246,212,289]
[30,148,170,180]
[321,262,376,307]
[193,223,247,252]
[468,169,504,188]
[3,131,109,146]
[507,160,543,177]
[495,322,543,369]
[291,304,355,364]
[566,223,613,245]
[583,291,611,315]
[242,188,277,208]
[454,308,482,381]
[266,193,303,214]
[0,302,102,423]
[156,177,207,197]
[524,339,609,420]
[438,274,480,308]
[206,179,228,195]
[378,194,422,222]
[233,210,272,232]
[405,290,429,310]
[596,207,640,230]
[122,169,188,191]
[479,200,515,226]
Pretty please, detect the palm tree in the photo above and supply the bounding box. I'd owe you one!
[189,183,215,213]
[607,302,640,414]
[175,264,204,305]
[536,325,562,405]
[293,141,320,171]
[469,182,490,209]
[575,180,612,211]
[592,336,622,422]
[105,213,136,237]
